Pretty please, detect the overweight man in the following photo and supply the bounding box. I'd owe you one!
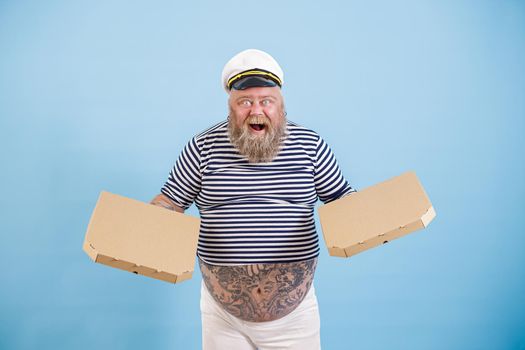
[151,49,355,349]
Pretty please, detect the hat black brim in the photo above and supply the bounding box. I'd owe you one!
[231,76,278,90]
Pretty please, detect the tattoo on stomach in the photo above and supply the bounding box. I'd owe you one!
[199,257,318,322]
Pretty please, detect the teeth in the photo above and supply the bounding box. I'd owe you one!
[248,116,267,125]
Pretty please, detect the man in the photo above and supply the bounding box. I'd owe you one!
[151,49,355,349]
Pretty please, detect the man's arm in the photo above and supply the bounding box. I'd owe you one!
[314,137,356,203]
[150,193,184,213]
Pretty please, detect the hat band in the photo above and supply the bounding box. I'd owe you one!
[227,69,282,90]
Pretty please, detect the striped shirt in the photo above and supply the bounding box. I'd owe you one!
[161,119,356,265]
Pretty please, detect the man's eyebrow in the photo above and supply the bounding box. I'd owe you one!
[233,94,278,101]
[234,95,252,100]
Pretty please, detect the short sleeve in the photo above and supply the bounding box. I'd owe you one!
[160,137,202,210]
[314,137,356,203]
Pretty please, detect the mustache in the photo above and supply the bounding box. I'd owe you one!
[245,115,271,126]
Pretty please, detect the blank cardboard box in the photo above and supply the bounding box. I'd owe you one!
[318,171,436,258]
[83,191,200,283]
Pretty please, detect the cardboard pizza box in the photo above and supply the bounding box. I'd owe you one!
[318,171,436,258]
[83,191,200,283]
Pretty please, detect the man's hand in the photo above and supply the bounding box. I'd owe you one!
[150,193,184,213]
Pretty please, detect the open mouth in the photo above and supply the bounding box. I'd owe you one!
[249,123,266,131]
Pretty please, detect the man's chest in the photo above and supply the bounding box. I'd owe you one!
[197,144,317,204]
[198,165,316,205]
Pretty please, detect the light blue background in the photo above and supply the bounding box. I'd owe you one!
[1,1,524,349]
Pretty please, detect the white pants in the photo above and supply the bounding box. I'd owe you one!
[200,282,321,350]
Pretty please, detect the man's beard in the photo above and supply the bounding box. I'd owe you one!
[228,113,287,163]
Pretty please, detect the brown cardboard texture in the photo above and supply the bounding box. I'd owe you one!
[318,171,435,258]
[83,191,200,283]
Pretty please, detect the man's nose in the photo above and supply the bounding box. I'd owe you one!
[250,102,264,115]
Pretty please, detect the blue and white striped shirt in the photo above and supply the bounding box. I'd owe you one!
[161,119,356,265]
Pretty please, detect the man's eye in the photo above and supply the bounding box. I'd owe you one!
[261,99,272,106]
[241,100,252,106]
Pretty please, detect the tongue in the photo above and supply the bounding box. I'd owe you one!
[251,124,264,131]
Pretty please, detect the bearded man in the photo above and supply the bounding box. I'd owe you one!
[151,49,356,350]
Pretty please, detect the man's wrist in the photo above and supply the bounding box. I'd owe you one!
[150,194,184,213]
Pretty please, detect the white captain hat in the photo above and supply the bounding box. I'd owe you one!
[221,49,284,92]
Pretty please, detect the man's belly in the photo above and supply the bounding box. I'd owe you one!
[198,257,318,322]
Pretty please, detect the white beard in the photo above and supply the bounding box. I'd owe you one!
[228,114,287,163]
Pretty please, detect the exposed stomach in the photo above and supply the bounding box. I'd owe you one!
[199,257,318,322]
